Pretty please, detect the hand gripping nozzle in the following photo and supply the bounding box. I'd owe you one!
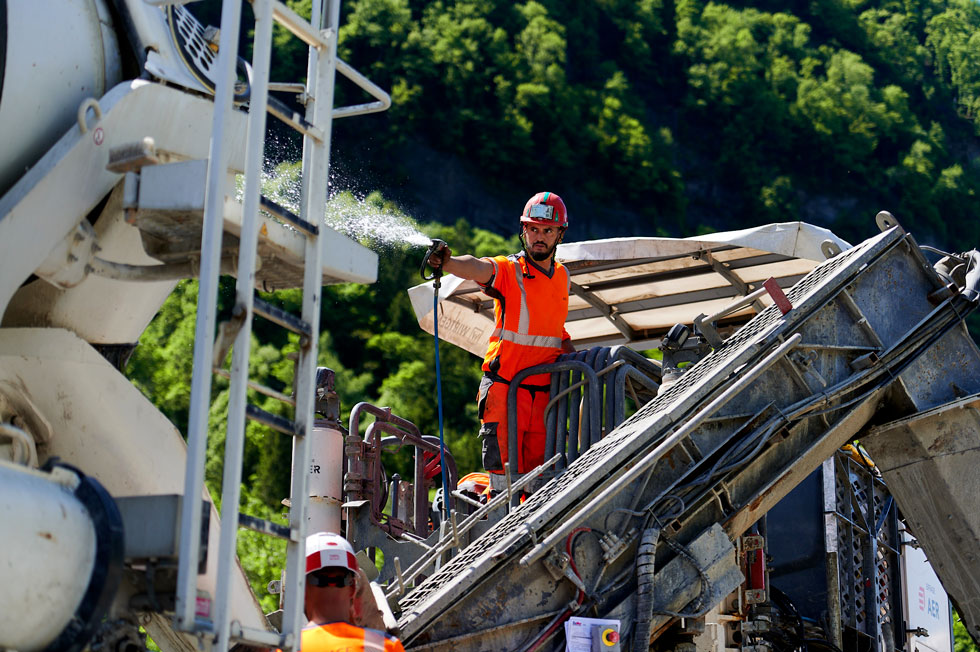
[420,239,448,287]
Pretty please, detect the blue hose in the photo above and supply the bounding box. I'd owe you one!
[433,281,451,521]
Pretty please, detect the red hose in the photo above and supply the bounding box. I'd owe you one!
[523,528,591,652]
[524,592,585,652]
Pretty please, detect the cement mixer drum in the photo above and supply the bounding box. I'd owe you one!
[0,0,123,196]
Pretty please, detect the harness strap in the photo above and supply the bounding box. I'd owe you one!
[483,371,550,394]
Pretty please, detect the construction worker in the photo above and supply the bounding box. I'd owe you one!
[288,531,404,652]
[427,192,574,486]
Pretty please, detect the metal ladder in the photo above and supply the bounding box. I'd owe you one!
[174,1,389,649]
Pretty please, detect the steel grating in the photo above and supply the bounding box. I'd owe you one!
[830,451,900,642]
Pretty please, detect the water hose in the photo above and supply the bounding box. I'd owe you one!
[420,239,451,520]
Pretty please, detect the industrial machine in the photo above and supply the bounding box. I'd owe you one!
[1,2,977,652]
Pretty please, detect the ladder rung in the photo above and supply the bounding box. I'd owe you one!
[238,513,297,541]
[268,81,306,94]
[194,617,214,633]
[267,95,324,142]
[212,367,296,406]
[231,621,290,647]
[246,403,302,436]
[260,195,319,236]
[253,298,312,336]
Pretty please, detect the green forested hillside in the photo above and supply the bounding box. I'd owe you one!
[317,0,978,246]
[191,0,980,243]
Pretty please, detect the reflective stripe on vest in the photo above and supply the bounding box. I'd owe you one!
[514,258,530,335]
[363,629,386,651]
[489,328,563,348]
[486,255,563,349]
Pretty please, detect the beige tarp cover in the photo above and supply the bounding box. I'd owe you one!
[409,222,850,357]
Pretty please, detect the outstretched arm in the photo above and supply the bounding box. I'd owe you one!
[427,244,494,285]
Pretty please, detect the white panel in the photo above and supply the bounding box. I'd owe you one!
[902,527,953,652]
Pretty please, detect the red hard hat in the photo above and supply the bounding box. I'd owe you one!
[520,192,568,228]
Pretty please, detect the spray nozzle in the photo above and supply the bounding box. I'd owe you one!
[420,239,448,286]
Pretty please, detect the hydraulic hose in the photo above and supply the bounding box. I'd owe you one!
[87,256,240,281]
[631,526,661,652]
[962,250,980,302]
[521,598,583,652]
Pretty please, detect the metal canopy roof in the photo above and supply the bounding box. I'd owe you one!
[408,221,850,357]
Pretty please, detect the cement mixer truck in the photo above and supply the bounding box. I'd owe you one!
[1,2,978,652]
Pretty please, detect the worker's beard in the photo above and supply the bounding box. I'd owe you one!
[521,227,563,262]
[529,245,555,262]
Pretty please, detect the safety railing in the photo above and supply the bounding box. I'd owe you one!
[505,346,662,505]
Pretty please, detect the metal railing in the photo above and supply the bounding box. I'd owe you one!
[504,346,662,503]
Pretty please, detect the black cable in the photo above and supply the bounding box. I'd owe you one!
[648,517,713,619]
[769,586,808,652]
[804,638,846,652]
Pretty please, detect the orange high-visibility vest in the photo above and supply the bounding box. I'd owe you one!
[481,254,570,385]
[291,621,404,652]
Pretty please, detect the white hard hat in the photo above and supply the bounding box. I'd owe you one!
[306,531,359,575]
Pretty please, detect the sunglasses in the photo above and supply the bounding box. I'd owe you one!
[308,571,355,588]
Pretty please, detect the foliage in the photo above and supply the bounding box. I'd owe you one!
[181,0,980,249]
[126,280,202,435]
[236,482,289,614]
[955,609,980,652]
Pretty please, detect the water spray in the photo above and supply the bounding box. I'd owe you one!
[420,239,451,520]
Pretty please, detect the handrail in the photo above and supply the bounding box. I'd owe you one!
[175,0,394,648]
[385,453,561,600]
[265,9,392,123]
[334,59,393,118]
[176,0,245,632]
[701,284,770,325]
[271,0,331,50]
[508,360,600,506]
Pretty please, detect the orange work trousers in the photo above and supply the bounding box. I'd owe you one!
[478,376,550,474]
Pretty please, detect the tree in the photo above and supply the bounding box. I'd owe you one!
[926,0,980,128]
